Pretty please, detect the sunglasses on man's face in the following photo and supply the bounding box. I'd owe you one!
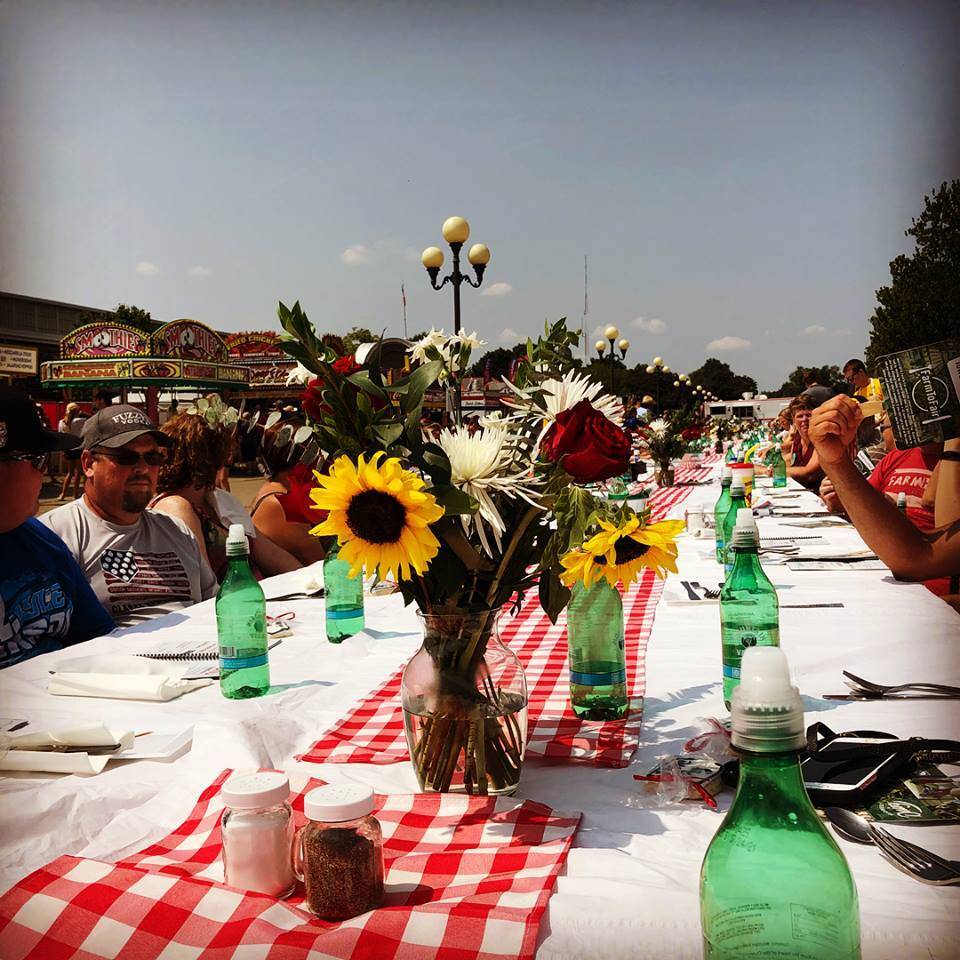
[94,448,167,467]
[0,451,49,472]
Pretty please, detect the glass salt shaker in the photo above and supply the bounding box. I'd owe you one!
[294,783,384,921]
[221,771,295,898]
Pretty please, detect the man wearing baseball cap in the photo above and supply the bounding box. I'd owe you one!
[0,387,115,668]
[42,404,218,626]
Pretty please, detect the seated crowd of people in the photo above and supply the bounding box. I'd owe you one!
[2,357,957,670]
[0,387,325,669]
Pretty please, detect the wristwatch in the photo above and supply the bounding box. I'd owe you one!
[942,451,960,462]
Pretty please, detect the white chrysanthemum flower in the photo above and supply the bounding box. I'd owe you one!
[285,362,313,385]
[503,369,621,425]
[647,418,669,437]
[437,425,543,556]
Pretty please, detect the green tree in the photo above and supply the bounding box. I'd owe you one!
[687,358,757,400]
[468,344,526,380]
[774,364,845,397]
[74,302,155,332]
[865,180,960,366]
[342,326,379,355]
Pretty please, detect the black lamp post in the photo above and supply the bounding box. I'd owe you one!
[421,216,490,337]
[645,357,671,411]
[420,216,490,424]
[594,325,629,397]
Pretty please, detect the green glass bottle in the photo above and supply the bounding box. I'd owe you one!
[771,444,787,488]
[566,579,628,720]
[216,524,270,699]
[701,647,861,960]
[721,479,748,574]
[720,508,779,708]
[323,541,365,643]
[713,467,733,564]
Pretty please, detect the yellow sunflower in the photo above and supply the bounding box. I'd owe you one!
[310,452,444,581]
[560,516,685,589]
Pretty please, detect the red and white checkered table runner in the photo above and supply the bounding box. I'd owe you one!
[299,456,718,770]
[0,771,581,960]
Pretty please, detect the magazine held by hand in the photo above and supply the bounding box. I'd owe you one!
[877,337,960,448]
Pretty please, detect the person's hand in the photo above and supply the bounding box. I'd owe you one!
[808,396,862,465]
[819,476,842,513]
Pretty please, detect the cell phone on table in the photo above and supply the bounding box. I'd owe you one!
[801,736,905,802]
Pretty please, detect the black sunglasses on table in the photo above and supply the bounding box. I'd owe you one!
[0,451,49,471]
[93,448,167,467]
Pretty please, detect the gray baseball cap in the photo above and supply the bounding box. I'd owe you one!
[81,404,173,450]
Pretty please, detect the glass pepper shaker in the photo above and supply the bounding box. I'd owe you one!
[221,771,295,898]
[294,783,384,921]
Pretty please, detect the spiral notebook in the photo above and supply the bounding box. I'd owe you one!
[134,637,283,662]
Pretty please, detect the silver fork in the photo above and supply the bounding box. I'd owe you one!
[843,671,960,697]
[867,824,960,885]
[691,581,721,599]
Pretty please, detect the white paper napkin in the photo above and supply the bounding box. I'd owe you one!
[48,673,212,701]
[0,724,135,776]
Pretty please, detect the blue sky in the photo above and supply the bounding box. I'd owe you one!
[1,0,957,388]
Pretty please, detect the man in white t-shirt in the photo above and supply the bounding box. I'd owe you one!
[42,405,218,626]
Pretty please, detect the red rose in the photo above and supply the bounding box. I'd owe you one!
[300,378,327,421]
[542,399,630,483]
[333,355,362,376]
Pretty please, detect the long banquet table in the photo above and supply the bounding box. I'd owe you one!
[1,471,959,959]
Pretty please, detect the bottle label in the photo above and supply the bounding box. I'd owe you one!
[722,664,741,679]
[704,900,849,959]
[570,667,627,686]
[326,608,364,620]
[220,652,268,670]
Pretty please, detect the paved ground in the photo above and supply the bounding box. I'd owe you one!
[37,474,264,515]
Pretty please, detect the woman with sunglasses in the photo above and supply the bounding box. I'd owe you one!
[0,387,114,668]
[151,410,300,580]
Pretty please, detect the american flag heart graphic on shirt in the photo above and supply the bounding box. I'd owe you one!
[100,549,139,582]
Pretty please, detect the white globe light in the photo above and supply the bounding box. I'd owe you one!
[421,246,444,269]
[442,216,470,244]
[653,356,663,366]
[604,325,620,340]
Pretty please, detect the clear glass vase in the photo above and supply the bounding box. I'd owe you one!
[655,462,675,486]
[401,609,528,796]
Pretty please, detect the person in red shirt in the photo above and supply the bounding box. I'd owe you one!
[865,444,941,530]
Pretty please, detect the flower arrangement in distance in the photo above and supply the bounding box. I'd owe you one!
[277,304,683,794]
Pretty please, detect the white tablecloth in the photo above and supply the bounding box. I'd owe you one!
[1,474,958,959]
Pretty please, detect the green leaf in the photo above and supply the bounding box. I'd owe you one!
[374,422,404,446]
[399,360,443,413]
[539,570,571,624]
[431,484,476,516]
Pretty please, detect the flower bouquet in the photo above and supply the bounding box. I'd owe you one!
[635,412,685,486]
[278,304,681,794]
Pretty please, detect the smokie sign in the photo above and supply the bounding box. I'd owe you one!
[152,320,229,362]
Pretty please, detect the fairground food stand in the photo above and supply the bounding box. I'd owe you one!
[224,331,298,403]
[41,319,250,420]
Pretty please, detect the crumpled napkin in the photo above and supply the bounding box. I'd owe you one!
[0,723,135,776]
[49,654,213,702]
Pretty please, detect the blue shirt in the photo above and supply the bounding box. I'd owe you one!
[0,518,115,669]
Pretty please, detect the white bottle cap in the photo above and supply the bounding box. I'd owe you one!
[897,492,907,506]
[721,464,732,479]
[730,477,746,496]
[730,647,805,753]
[226,522,248,555]
[731,507,758,548]
[222,771,290,810]
[304,783,376,823]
